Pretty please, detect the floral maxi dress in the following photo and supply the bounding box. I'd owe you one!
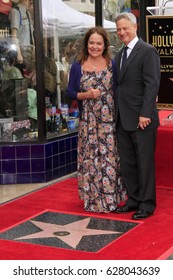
[78,64,126,213]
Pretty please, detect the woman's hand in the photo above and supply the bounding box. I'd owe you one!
[87,88,101,99]
[77,88,101,100]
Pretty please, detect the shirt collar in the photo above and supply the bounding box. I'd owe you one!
[127,36,139,50]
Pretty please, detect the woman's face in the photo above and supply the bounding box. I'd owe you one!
[87,32,105,58]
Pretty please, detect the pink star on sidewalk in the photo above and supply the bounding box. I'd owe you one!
[16,218,122,249]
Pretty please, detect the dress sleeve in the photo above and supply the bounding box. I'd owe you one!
[9,8,20,30]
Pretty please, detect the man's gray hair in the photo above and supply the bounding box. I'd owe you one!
[115,12,137,25]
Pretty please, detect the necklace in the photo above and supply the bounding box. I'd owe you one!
[88,57,99,70]
[83,57,106,72]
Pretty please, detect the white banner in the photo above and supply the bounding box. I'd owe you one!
[0,260,172,280]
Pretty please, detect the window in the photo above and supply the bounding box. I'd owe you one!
[0,0,38,142]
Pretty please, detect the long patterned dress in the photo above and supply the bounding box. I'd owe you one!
[78,64,126,213]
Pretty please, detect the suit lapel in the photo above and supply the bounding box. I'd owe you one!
[118,39,143,81]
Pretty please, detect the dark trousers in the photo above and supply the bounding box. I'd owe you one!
[117,120,157,213]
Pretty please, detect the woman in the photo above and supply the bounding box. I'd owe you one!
[67,27,126,213]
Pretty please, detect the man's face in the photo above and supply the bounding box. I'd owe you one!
[116,18,137,45]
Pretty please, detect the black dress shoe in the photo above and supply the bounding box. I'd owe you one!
[115,204,137,213]
[132,209,153,220]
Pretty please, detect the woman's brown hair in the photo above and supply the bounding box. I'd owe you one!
[77,26,111,64]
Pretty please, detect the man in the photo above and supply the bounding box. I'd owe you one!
[114,12,161,220]
[9,0,34,71]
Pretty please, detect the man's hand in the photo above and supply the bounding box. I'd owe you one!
[138,116,151,130]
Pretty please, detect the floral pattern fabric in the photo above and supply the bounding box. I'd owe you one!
[78,64,126,213]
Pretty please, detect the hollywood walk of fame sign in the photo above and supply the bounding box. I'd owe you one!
[146,16,173,109]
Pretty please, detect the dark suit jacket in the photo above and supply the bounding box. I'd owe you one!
[115,38,161,131]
